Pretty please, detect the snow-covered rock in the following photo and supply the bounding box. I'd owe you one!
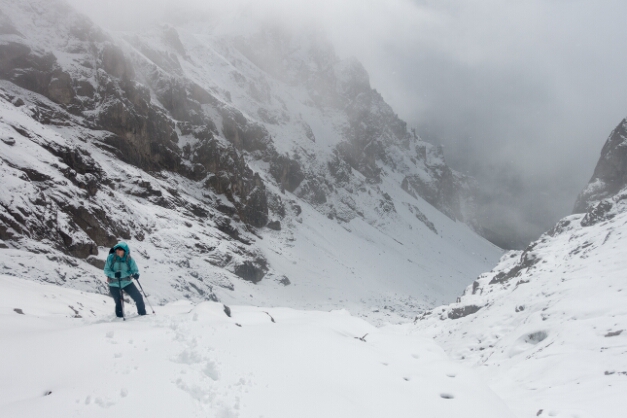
[574,117,627,213]
[0,0,500,321]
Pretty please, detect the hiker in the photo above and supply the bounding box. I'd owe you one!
[104,242,146,318]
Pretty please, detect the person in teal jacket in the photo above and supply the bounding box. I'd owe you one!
[104,242,146,317]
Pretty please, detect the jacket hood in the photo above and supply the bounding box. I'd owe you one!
[113,242,131,257]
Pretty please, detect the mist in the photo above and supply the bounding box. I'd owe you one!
[67,0,627,248]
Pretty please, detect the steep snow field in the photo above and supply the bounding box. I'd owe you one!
[0,275,516,418]
[0,0,502,322]
[0,89,500,323]
[414,193,627,418]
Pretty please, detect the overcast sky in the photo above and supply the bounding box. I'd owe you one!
[69,0,627,248]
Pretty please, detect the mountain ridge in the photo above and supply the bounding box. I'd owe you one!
[0,0,500,322]
[414,116,627,417]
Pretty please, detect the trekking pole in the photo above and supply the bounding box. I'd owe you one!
[135,278,156,314]
[118,277,125,321]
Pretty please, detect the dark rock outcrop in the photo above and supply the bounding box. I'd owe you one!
[233,258,268,284]
[269,155,305,193]
[447,305,482,320]
[574,118,627,213]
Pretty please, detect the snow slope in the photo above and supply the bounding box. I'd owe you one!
[414,189,627,417]
[0,0,502,322]
[0,275,516,418]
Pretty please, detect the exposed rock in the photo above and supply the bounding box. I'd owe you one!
[405,203,437,234]
[234,258,268,284]
[489,246,540,285]
[239,174,269,228]
[162,26,187,56]
[295,178,327,205]
[581,200,615,227]
[0,42,56,96]
[85,256,106,270]
[57,229,98,259]
[269,154,305,193]
[221,108,272,153]
[98,89,181,173]
[46,69,75,105]
[266,220,281,231]
[574,118,627,213]
[100,43,135,81]
[402,165,461,221]
[447,305,482,320]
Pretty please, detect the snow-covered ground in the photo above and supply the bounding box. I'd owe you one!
[0,275,516,418]
[414,192,627,418]
[2,2,626,417]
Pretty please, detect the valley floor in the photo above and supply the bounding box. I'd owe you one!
[0,275,515,418]
[3,272,624,418]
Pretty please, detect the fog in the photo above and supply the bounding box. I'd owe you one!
[68,0,627,248]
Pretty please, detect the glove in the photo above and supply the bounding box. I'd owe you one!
[132,274,140,280]
[114,272,121,279]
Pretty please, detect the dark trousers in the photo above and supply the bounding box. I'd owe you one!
[110,283,146,317]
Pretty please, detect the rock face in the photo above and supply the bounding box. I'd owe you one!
[0,0,500,316]
[400,145,475,222]
[574,117,627,213]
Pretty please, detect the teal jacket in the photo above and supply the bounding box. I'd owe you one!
[104,242,139,288]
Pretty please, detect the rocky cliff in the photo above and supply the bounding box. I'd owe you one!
[0,0,499,320]
[574,117,627,213]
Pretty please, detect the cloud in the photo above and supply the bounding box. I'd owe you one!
[67,0,627,247]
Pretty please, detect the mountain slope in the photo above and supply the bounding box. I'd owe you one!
[414,118,627,417]
[0,0,500,321]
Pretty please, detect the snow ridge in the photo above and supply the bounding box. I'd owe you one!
[415,185,627,417]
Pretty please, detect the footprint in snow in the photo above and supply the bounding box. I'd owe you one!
[173,349,203,364]
[95,397,115,408]
[203,360,221,381]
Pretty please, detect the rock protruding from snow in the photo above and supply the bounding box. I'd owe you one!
[574,117,627,213]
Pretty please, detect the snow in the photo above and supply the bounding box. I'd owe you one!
[0,84,501,322]
[0,275,516,418]
[2,2,626,417]
[0,0,503,323]
[414,194,627,417]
